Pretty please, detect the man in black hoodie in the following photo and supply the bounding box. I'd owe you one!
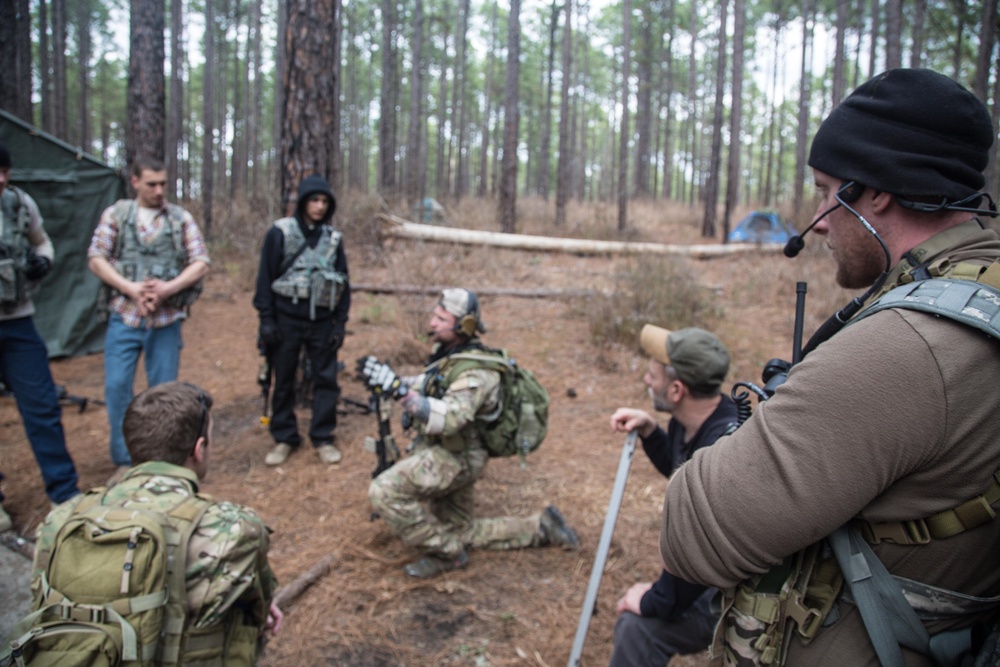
[253,174,350,466]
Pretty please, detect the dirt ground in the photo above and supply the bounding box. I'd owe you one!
[0,211,849,666]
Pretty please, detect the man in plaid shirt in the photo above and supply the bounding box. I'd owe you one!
[88,157,210,481]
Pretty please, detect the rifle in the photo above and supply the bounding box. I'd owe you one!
[257,338,272,426]
[367,390,401,479]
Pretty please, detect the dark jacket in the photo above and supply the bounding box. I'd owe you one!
[640,395,737,619]
[252,175,350,325]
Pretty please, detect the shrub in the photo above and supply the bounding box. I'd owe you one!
[584,253,723,349]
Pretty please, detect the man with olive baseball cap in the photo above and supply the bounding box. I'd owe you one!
[606,324,737,667]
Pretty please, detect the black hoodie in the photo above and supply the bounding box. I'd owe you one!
[252,174,350,325]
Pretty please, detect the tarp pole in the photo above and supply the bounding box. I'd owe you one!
[567,430,638,667]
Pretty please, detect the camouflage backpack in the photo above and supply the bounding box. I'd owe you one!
[1,488,212,667]
[436,349,549,461]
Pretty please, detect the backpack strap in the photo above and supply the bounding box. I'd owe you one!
[852,277,1000,340]
[850,278,1000,547]
[829,524,930,667]
[159,495,214,665]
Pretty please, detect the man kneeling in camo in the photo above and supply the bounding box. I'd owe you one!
[360,288,579,578]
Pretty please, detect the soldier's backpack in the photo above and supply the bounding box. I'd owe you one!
[437,349,549,461]
[1,489,211,667]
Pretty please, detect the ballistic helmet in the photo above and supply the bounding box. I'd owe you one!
[439,288,487,337]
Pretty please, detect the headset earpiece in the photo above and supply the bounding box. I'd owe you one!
[456,314,478,337]
[837,181,864,204]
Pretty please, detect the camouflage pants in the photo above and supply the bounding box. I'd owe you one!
[368,445,544,558]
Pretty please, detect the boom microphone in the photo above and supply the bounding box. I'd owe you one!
[784,204,837,257]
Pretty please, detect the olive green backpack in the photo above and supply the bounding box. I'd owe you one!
[437,349,549,461]
[2,490,211,667]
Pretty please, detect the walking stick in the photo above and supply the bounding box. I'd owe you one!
[567,430,638,667]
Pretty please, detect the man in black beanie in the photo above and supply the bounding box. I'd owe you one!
[657,68,1000,666]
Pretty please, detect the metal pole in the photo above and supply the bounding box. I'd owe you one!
[567,430,638,667]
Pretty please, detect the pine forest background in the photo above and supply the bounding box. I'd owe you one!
[2,0,1000,238]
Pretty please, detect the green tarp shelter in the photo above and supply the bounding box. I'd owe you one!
[0,109,126,358]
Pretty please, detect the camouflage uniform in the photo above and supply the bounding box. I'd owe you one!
[369,352,546,559]
[34,461,277,648]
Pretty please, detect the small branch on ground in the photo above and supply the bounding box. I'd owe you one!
[272,553,336,609]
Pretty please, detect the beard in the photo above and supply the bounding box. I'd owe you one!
[831,227,888,290]
[649,386,675,414]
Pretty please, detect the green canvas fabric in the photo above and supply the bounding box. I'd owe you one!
[0,109,127,358]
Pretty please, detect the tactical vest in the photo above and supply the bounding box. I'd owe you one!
[0,186,33,310]
[419,346,503,454]
[270,217,346,320]
[714,263,1000,667]
[104,200,202,312]
[5,468,258,666]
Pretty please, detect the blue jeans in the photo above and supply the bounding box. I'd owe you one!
[104,313,183,466]
[0,316,80,503]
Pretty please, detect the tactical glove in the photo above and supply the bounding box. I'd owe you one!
[259,318,281,348]
[356,355,407,398]
[25,253,52,281]
[327,323,345,350]
[401,392,430,423]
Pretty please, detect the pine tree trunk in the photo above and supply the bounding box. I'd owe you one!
[75,0,91,148]
[40,0,52,132]
[633,4,652,199]
[498,0,521,234]
[202,0,215,233]
[793,0,814,222]
[126,0,166,166]
[52,0,68,139]
[554,0,573,225]
[378,0,398,194]
[0,0,30,121]
[168,0,184,195]
[617,0,631,231]
[701,0,727,238]
[280,0,338,211]
[723,0,745,242]
[478,1,498,198]
[404,0,424,202]
[974,0,997,101]
[453,0,470,199]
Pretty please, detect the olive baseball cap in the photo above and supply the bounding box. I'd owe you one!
[640,325,730,393]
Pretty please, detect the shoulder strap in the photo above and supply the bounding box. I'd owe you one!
[164,203,188,255]
[275,218,309,275]
[109,199,137,259]
[440,351,509,373]
[829,525,930,667]
[852,277,1000,341]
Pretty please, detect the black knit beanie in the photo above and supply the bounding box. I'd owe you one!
[808,68,993,202]
[0,143,10,169]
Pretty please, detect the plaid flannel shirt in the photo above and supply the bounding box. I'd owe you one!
[88,202,210,329]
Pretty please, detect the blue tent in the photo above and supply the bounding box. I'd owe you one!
[728,210,796,244]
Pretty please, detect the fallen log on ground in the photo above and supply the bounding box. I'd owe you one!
[375,213,786,258]
[0,532,35,561]
[272,553,336,609]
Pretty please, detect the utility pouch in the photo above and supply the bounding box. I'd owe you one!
[0,257,20,305]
